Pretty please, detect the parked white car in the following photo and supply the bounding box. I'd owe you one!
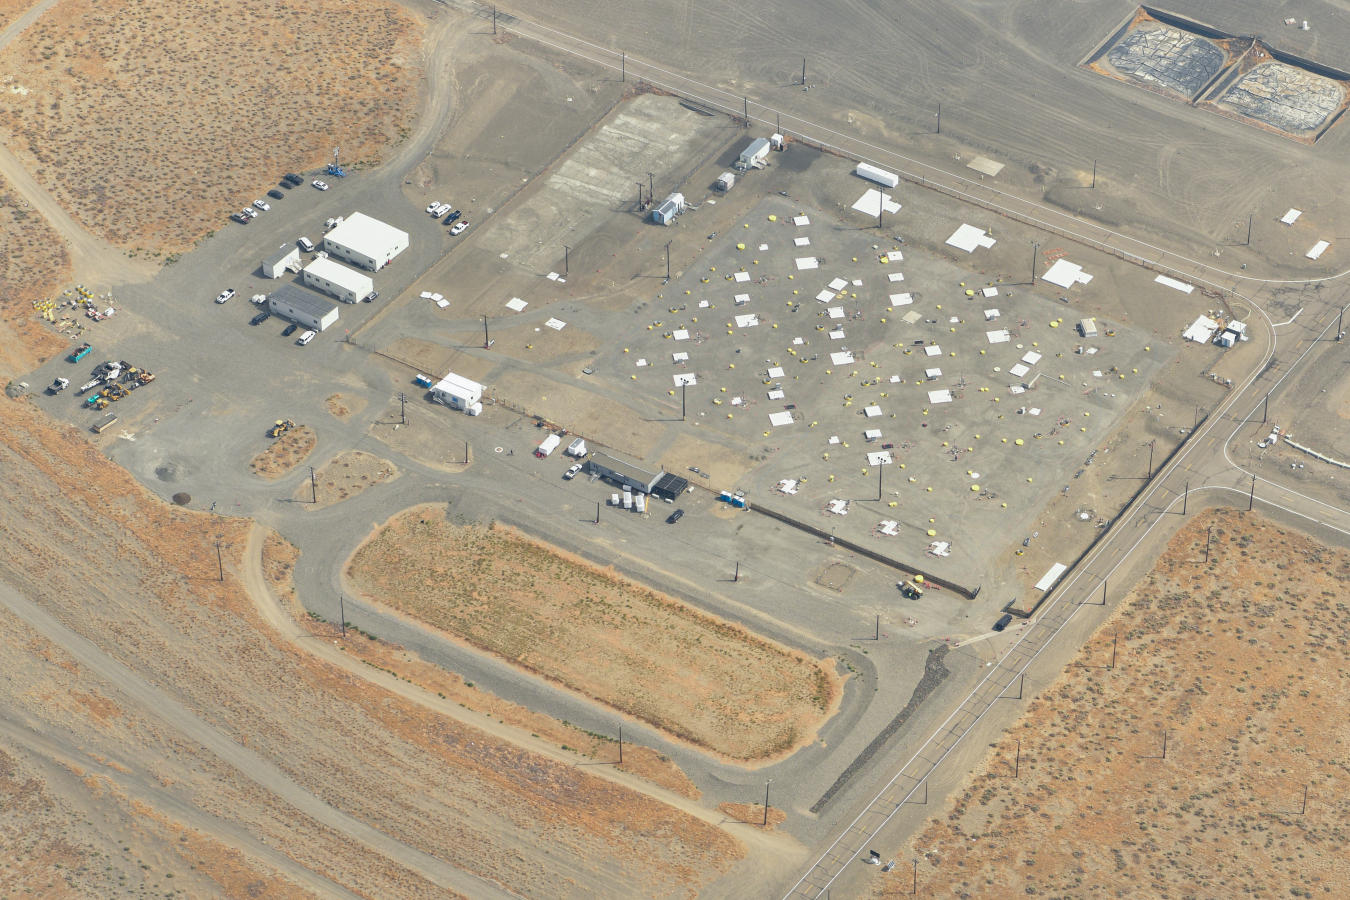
[312,180,329,191]
[253,199,270,211]
[297,330,316,345]
[426,201,442,214]
[297,236,314,252]
[564,463,583,480]
[242,207,258,219]
[215,288,236,304]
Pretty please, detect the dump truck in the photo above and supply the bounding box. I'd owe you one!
[48,377,69,393]
[268,419,296,438]
[68,343,92,363]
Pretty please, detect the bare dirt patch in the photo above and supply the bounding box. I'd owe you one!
[249,425,316,478]
[346,509,842,762]
[873,509,1350,898]
[325,393,365,421]
[0,173,71,375]
[293,449,396,507]
[495,369,665,460]
[0,0,422,252]
[717,802,788,831]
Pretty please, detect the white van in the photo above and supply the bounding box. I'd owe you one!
[297,330,316,346]
[297,236,314,252]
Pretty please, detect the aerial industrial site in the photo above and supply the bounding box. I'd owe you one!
[1,1,1347,898]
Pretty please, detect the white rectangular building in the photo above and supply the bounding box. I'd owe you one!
[303,256,374,304]
[652,192,685,226]
[267,283,339,332]
[262,244,300,279]
[323,212,409,271]
[857,162,900,188]
[430,372,483,412]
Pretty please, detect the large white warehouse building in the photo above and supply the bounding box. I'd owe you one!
[323,212,408,271]
[303,257,374,304]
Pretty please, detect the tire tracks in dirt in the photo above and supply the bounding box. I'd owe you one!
[0,575,522,900]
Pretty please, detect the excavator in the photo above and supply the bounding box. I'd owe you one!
[268,419,296,438]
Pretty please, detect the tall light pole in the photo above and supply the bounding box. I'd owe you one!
[665,241,672,280]
[214,541,224,581]
[482,314,491,350]
[308,466,317,504]
[564,245,570,275]
[763,779,772,825]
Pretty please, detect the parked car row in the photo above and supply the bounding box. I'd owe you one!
[230,173,328,224]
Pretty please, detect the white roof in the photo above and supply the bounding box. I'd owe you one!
[1183,315,1219,343]
[1281,208,1302,225]
[1307,241,1330,260]
[433,372,482,397]
[830,351,855,365]
[1043,259,1093,289]
[866,450,893,465]
[325,212,408,256]
[1155,275,1194,293]
[927,390,953,404]
[305,256,373,294]
[851,188,901,216]
[1035,562,1068,591]
[891,293,913,305]
[946,224,995,253]
[768,411,794,427]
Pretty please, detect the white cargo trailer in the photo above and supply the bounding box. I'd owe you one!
[857,162,900,188]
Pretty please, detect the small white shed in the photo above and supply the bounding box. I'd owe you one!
[262,244,300,279]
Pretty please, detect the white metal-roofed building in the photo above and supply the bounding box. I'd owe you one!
[652,192,685,226]
[430,372,483,413]
[322,212,409,271]
[262,244,300,278]
[267,283,339,331]
[303,257,374,304]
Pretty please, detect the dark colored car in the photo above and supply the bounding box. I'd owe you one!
[267,189,284,200]
[666,509,685,524]
[284,173,303,186]
[993,614,1013,632]
[250,311,271,326]
[281,323,298,337]
[444,209,462,223]
[231,212,250,224]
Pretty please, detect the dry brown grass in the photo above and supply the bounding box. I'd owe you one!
[875,509,1350,899]
[0,0,423,252]
[249,425,315,477]
[0,173,70,376]
[346,510,843,761]
[717,801,788,831]
[293,449,395,506]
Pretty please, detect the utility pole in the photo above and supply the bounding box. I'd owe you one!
[215,541,224,582]
[743,95,749,126]
[763,780,772,825]
[399,392,406,425]
[1147,439,1155,479]
[482,314,491,350]
[681,382,686,420]
[1110,631,1118,669]
[595,501,600,524]
[665,240,672,280]
[1247,213,1252,246]
[1263,394,1269,424]
[309,465,317,504]
[1249,473,1256,511]
[875,614,880,641]
[1031,243,1039,286]
[801,57,806,86]
[618,725,623,763]
[464,441,469,465]
[912,859,918,896]
[636,182,643,211]
[878,464,883,500]
[1014,739,1021,777]
[936,102,941,134]
[734,562,740,582]
[1204,524,1212,563]
[564,245,570,275]
[648,172,654,203]
[1091,160,1097,189]
[1183,481,1188,515]
[492,6,496,34]
[339,594,346,638]
[621,52,625,82]
[1338,305,1344,340]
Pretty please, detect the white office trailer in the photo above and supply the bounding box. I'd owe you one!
[262,244,300,278]
[267,283,339,332]
[716,172,735,192]
[736,137,771,171]
[303,256,374,304]
[856,162,900,188]
[652,192,686,226]
[430,372,483,414]
[322,212,409,271]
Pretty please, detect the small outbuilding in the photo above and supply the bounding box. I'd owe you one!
[267,283,339,332]
[430,372,483,413]
[735,137,771,171]
[588,452,663,494]
[262,244,300,279]
[652,192,686,226]
[323,212,409,271]
[304,257,374,304]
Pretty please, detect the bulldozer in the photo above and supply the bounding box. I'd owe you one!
[107,383,129,401]
[89,395,110,410]
[268,419,296,439]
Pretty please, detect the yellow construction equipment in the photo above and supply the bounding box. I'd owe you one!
[267,419,296,438]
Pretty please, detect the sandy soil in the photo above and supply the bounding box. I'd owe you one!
[346,508,842,762]
[0,391,747,900]
[0,170,70,375]
[292,449,396,507]
[325,393,365,421]
[0,0,422,252]
[868,509,1350,898]
[494,369,667,460]
[249,425,316,477]
[717,802,787,831]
